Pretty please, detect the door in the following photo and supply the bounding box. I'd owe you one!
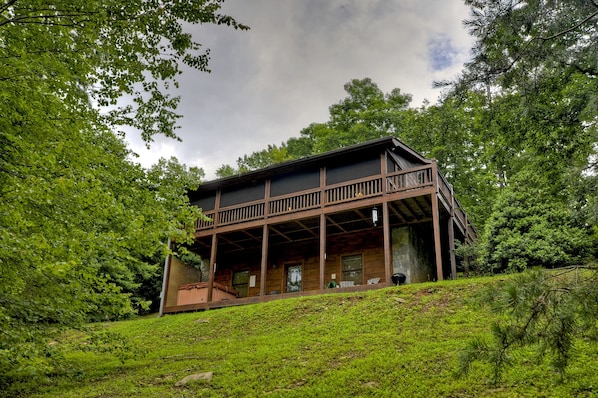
[232,270,249,298]
[285,263,302,293]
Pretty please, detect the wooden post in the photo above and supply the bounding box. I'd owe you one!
[448,185,457,280]
[319,166,326,291]
[464,212,470,243]
[319,213,326,290]
[260,224,269,297]
[207,233,218,302]
[431,193,443,281]
[431,161,443,281]
[213,188,221,227]
[380,149,393,286]
[260,179,271,296]
[158,238,172,317]
[320,166,326,206]
[383,201,392,286]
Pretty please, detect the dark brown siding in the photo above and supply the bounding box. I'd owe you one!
[220,182,265,207]
[270,168,320,197]
[326,157,380,185]
[191,190,216,211]
[211,229,386,296]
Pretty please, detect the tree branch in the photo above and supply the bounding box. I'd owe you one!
[488,8,598,77]
[0,11,95,27]
[0,0,18,14]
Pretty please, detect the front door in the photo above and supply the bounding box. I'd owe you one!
[285,263,302,293]
[232,270,249,298]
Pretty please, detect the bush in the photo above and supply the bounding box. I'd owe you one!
[480,173,592,273]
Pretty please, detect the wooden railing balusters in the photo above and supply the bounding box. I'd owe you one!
[193,165,472,233]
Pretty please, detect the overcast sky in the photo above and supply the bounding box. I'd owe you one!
[126,0,473,180]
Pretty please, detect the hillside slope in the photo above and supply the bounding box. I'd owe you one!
[13,277,598,397]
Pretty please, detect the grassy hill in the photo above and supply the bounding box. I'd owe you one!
[11,276,598,397]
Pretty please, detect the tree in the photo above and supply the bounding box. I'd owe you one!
[458,266,598,383]
[402,93,499,225]
[480,170,592,273]
[454,0,598,381]
[0,0,248,142]
[453,0,598,262]
[459,0,598,172]
[0,120,207,384]
[301,78,413,153]
[216,143,291,177]
[0,0,246,387]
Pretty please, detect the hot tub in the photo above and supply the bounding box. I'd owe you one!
[177,282,238,305]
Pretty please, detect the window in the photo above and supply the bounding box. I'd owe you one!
[342,254,363,285]
[232,270,249,298]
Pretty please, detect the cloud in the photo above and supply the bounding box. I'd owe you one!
[428,35,460,71]
[124,0,473,179]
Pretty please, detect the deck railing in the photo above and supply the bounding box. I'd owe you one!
[437,170,452,207]
[269,189,321,216]
[325,175,383,205]
[195,213,215,230]
[386,165,433,193]
[436,170,475,239]
[219,201,264,226]
[195,164,473,237]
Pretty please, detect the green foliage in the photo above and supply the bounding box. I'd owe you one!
[0,0,245,388]
[174,246,203,271]
[458,267,598,383]
[81,329,145,364]
[454,240,482,276]
[462,0,598,87]
[0,122,206,385]
[0,0,248,141]
[402,93,500,224]
[450,0,598,386]
[457,0,598,272]
[481,171,592,273]
[216,143,291,177]
[300,78,413,153]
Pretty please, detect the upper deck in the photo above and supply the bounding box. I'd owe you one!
[194,163,475,242]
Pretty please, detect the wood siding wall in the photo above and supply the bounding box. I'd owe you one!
[211,229,386,297]
[165,257,202,307]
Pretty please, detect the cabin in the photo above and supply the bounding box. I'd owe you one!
[159,137,476,314]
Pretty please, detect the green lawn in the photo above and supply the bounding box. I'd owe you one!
[9,276,598,397]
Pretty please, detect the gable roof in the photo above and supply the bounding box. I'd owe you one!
[194,137,431,193]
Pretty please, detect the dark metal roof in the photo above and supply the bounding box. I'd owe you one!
[193,136,431,193]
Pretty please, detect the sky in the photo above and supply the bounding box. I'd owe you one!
[126,0,474,180]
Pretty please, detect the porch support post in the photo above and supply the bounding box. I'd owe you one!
[448,186,457,279]
[382,201,392,286]
[319,213,326,290]
[448,218,456,279]
[158,238,172,317]
[319,166,326,291]
[207,233,218,302]
[431,193,443,281]
[260,224,269,296]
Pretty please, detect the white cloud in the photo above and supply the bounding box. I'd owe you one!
[124,0,473,179]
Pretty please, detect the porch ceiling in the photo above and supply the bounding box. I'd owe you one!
[388,195,434,225]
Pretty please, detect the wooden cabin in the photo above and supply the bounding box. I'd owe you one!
[160,137,476,314]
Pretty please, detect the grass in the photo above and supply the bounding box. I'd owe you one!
[8,275,598,397]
